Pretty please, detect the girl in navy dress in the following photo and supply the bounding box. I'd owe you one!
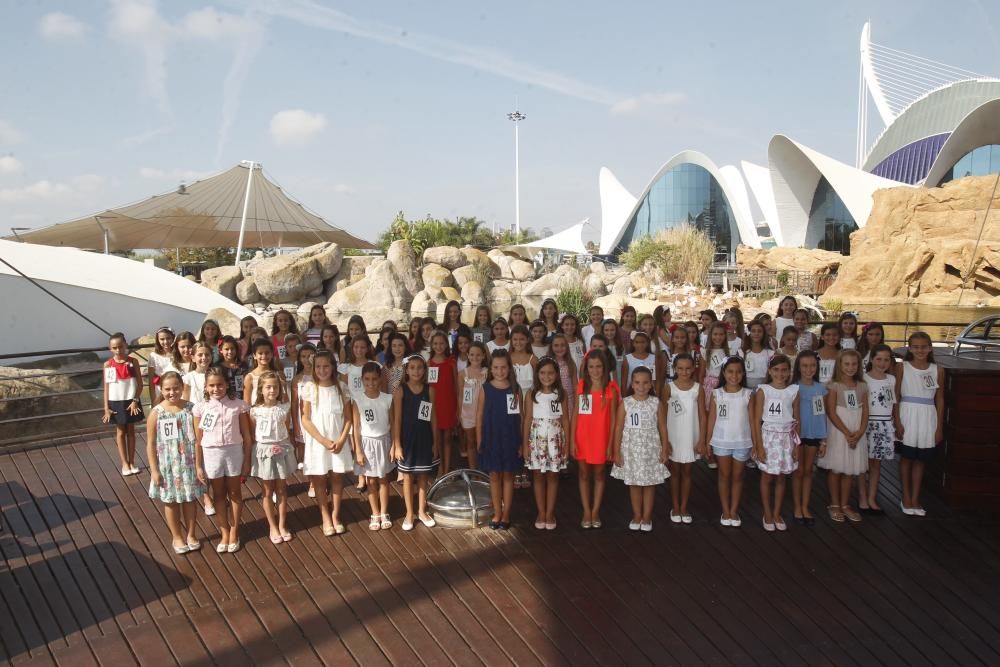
[477,349,523,529]
[392,355,439,531]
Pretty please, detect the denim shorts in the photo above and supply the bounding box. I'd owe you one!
[712,446,751,462]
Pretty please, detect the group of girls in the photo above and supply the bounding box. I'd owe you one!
[128,295,944,552]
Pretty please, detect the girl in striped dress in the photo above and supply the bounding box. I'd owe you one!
[549,334,578,402]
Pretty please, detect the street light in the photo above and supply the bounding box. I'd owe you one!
[507,109,526,238]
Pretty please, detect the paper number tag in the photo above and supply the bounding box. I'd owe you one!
[765,400,783,417]
[428,367,439,384]
[716,402,729,421]
[744,357,755,374]
[711,352,726,369]
[670,399,685,416]
[625,409,644,430]
[200,410,219,431]
[364,408,376,423]
[283,366,294,382]
[417,400,432,422]
[578,395,592,415]
[473,333,484,343]
[463,386,474,404]
[506,393,519,415]
[920,373,938,390]
[351,375,363,392]
[277,345,287,360]
[819,361,834,383]
[844,389,859,410]
[235,374,245,393]
[811,395,825,416]
[882,387,895,404]
[104,367,118,384]
[255,416,275,441]
[158,416,179,442]
[549,399,562,416]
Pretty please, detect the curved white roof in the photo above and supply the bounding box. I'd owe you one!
[513,219,590,254]
[0,240,254,356]
[741,160,779,231]
[923,98,1000,186]
[768,136,907,248]
[598,151,756,254]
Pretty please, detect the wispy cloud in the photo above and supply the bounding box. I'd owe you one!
[109,0,171,111]
[214,14,267,164]
[39,12,89,39]
[270,109,328,146]
[0,119,25,145]
[139,166,214,180]
[0,156,23,175]
[611,92,688,115]
[255,0,684,112]
[0,180,71,203]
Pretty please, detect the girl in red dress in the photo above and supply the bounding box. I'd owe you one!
[428,331,458,474]
[571,350,620,529]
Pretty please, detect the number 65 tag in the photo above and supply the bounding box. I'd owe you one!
[200,410,219,430]
[417,401,432,422]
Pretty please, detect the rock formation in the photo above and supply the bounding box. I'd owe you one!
[736,246,842,275]
[824,175,1000,306]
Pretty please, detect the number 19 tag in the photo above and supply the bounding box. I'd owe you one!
[811,395,825,416]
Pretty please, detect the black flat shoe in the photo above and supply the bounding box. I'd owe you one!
[498,522,510,531]
[489,520,501,530]
[793,516,807,526]
[805,517,816,527]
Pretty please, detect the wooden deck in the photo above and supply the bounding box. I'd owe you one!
[2,436,999,666]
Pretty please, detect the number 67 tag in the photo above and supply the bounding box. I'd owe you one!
[158,416,178,442]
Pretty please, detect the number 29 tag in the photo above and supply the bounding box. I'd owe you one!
[578,395,592,415]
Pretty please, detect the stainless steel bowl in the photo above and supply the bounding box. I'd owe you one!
[426,469,493,529]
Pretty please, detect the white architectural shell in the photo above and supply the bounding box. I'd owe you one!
[924,98,1000,187]
[598,151,758,255]
[0,240,254,358]
[512,219,590,255]
[767,135,907,248]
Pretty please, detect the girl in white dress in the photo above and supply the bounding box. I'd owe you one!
[741,321,774,389]
[819,350,869,523]
[751,355,800,532]
[182,342,212,408]
[706,357,753,527]
[860,344,896,513]
[838,312,860,350]
[894,332,944,516]
[621,332,657,392]
[775,296,797,342]
[663,353,705,523]
[522,358,569,530]
[352,362,395,531]
[250,373,297,543]
[611,367,669,532]
[816,323,841,385]
[147,326,175,406]
[486,318,511,355]
[793,309,818,352]
[530,320,550,360]
[301,350,354,536]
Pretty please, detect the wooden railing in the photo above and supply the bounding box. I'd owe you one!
[708,267,836,296]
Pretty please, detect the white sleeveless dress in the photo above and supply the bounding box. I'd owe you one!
[666,382,700,464]
[301,382,353,475]
[899,362,939,448]
[757,384,799,474]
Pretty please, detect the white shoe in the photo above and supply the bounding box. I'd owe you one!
[402,520,414,531]
[731,515,742,527]
[912,507,927,517]
[308,487,316,498]
[130,466,140,475]
[681,514,693,525]
[899,500,915,516]
[204,504,216,516]
[271,492,277,504]
[639,521,652,533]
[297,462,304,470]
[628,520,641,531]
[669,511,682,524]
[121,466,132,476]
[720,516,732,527]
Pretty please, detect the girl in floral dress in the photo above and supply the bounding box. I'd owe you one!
[522,358,569,530]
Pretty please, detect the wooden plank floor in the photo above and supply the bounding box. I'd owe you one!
[2,435,999,666]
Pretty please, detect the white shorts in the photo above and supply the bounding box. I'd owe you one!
[203,444,244,479]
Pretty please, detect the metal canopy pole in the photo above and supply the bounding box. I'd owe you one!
[234,160,255,266]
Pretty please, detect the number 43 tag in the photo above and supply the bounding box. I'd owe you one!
[417,401,432,422]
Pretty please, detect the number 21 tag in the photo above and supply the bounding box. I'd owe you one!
[463,386,474,404]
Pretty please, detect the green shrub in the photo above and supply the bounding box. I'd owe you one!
[556,286,593,321]
[776,270,790,288]
[820,298,843,318]
[618,227,715,285]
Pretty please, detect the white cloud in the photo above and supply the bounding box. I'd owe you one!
[333,183,356,195]
[610,92,688,115]
[0,156,23,175]
[0,119,25,145]
[270,109,328,146]
[39,12,89,38]
[0,180,71,203]
[122,125,172,147]
[109,0,171,111]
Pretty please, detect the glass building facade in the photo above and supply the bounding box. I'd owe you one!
[870,133,949,184]
[940,144,1000,183]
[615,163,737,259]
[808,177,857,255]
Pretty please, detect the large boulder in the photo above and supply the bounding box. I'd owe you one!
[421,263,453,290]
[490,284,514,303]
[736,245,842,275]
[440,286,461,303]
[235,277,260,304]
[423,246,468,270]
[461,280,486,305]
[205,307,250,337]
[523,264,582,296]
[825,175,1000,305]
[252,242,343,303]
[326,241,423,323]
[584,272,608,298]
[386,240,422,297]
[611,274,631,295]
[410,289,440,317]
[509,259,536,281]
[325,255,376,299]
[200,266,243,301]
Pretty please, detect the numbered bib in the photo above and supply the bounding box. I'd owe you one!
[710,352,726,369]
[463,385,475,404]
[670,398,685,416]
[283,366,295,382]
[417,400,432,422]
[716,402,729,421]
[351,375,363,392]
[919,372,938,390]
[879,387,895,405]
[427,367,439,384]
[473,332,484,343]
[625,409,645,430]
[255,416,275,441]
[744,357,755,374]
[200,410,219,431]
[235,374,245,393]
[549,399,562,416]
[578,395,593,415]
[363,407,376,423]
[158,416,179,442]
[276,345,287,360]
[506,393,520,415]
[811,394,826,416]
[104,367,118,384]
[765,399,783,418]
[819,361,834,383]
[844,389,860,410]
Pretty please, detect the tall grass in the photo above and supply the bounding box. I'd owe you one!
[556,286,593,321]
[619,227,715,285]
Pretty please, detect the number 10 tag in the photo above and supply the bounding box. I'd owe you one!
[625,409,644,429]
[417,400,432,422]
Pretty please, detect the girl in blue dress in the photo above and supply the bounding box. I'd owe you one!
[476,349,523,530]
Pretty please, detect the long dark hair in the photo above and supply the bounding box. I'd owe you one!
[857,322,886,359]
[271,309,299,335]
[486,348,512,383]
[251,338,283,374]
[581,350,610,396]
[792,350,819,384]
[904,331,936,363]
[384,333,410,367]
[530,357,565,405]
[865,343,895,372]
[718,356,747,388]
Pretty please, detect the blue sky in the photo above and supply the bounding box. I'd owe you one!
[1,0,998,243]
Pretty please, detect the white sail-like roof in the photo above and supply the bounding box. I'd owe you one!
[924,98,1000,186]
[515,219,590,254]
[598,168,638,255]
[0,240,253,357]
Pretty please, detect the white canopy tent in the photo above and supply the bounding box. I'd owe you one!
[506,219,591,255]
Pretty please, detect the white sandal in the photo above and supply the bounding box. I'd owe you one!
[369,515,380,531]
[380,514,392,530]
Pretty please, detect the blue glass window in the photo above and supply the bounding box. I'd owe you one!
[808,177,857,255]
[870,134,949,184]
[614,163,738,259]
[941,144,1000,183]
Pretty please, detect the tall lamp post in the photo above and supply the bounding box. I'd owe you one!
[507,109,526,238]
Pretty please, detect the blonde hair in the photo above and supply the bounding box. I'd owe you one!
[254,371,288,405]
[833,349,865,384]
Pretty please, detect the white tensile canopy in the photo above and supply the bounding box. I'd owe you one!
[8,163,374,251]
[507,219,591,255]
